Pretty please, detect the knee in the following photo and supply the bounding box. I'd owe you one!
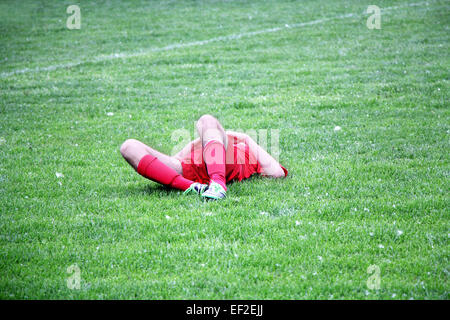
[197,114,218,133]
[120,139,138,157]
[197,114,217,126]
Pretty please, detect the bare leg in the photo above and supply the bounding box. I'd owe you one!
[196,114,227,148]
[120,139,182,174]
[195,114,228,197]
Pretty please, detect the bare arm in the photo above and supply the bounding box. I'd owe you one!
[226,131,285,178]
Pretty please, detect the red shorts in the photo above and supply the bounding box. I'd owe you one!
[181,141,288,184]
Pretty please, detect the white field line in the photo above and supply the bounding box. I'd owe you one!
[0,1,435,78]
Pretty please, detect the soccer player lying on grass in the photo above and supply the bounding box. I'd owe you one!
[120,114,288,200]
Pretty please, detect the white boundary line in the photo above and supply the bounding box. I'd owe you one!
[0,1,434,78]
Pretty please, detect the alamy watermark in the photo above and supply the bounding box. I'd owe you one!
[170,124,280,166]
[366,264,381,290]
[66,5,81,30]
[366,5,381,29]
[66,264,81,290]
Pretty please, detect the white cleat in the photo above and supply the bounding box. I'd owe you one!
[183,182,208,195]
[201,181,226,200]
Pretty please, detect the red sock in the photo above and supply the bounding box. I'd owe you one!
[137,154,193,191]
[203,140,227,190]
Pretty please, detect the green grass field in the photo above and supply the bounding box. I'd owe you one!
[0,0,448,299]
